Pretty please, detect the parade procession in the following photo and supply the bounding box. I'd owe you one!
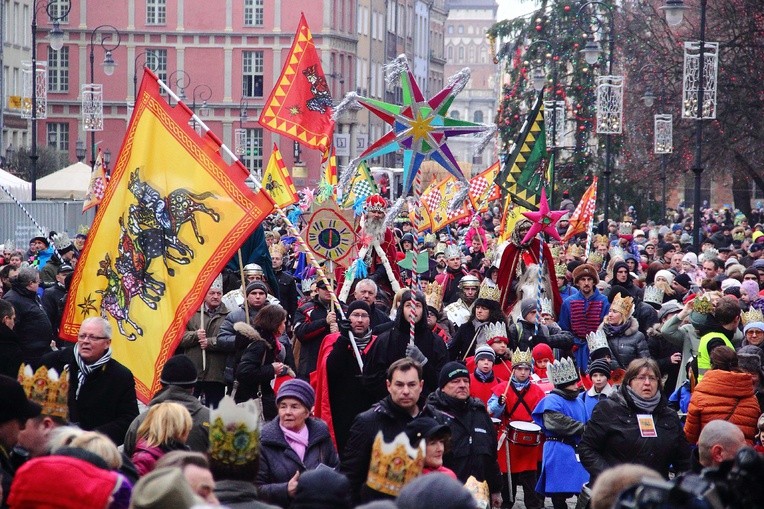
[1,1,764,508]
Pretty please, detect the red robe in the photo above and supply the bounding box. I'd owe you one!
[469,372,501,405]
[465,356,513,383]
[492,381,546,473]
[497,238,562,316]
[335,227,402,295]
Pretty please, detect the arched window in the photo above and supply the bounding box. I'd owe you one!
[473,110,483,123]
[458,47,464,61]
[450,110,460,120]
[447,46,453,59]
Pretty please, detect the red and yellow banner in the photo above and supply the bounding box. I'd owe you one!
[421,176,472,232]
[263,143,298,208]
[562,177,598,242]
[82,149,107,212]
[258,13,335,154]
[468,160,501,212]
[60,69,274,402]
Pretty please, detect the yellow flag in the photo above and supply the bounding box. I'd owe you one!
[263,143,298,208]
[60,69,274,402]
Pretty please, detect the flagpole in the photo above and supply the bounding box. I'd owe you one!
[153,75,364,371]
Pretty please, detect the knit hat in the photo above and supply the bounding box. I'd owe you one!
[572,263,599,285]
[587,358,612,379]
[721,278,741,292]
[0,375,41,424]
[130,466,197,509]
[438,361,470,388]
[674,273,693,290]
[348,300,372,316]
[474,345,495,363]
[291,469,352,509]
[737,346,763,375]
[658,301,683,321]
[397,472,478,509]
[276,378,315,409]
[245,280,268,295]
[744,321,764,335]
[682,252,698,267]
[655,269,675,285]
[8,456,119,509]
[741,281,760,300]
[520,298,538,319]
[532,343,554,362]
[159,355,198,388]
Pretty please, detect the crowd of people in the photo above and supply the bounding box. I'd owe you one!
[1,195,764,509]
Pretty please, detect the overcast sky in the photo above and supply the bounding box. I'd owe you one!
[496,0,540,21]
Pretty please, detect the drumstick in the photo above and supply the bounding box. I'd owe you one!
[500,360,513,400]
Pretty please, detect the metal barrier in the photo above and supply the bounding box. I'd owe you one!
[0,201,95,250]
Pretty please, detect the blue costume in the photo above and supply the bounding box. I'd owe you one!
[578,384,614,420]
[532,391,589,495]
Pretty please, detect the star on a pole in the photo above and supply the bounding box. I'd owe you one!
[521,188,567,244]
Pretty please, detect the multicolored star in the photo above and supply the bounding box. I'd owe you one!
[355,64,489,194]
[521,188,567,244]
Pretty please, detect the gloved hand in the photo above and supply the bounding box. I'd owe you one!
[498,395,506,407]
[337,319,351,339]
[405,343,428,366]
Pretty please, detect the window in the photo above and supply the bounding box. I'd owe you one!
[146,0,166,25]
[242,51,264,98]
[458,47,464,62]
[47,0,70,23]
[241,127,263,173]
[473,110,483,123]
[480,47,487,64]
[244,0,264,27]
[450,110,460,120]
[47,122,69,151]
[447,46,453,60]
[146,49,167,83]
[458,25,463,34]
[47,46,68,92]
[447,25,453,35]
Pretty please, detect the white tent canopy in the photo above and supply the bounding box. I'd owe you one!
[36,162,92,200]
[0,168,32,202]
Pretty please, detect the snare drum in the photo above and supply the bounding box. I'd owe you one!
[508,420,541,446]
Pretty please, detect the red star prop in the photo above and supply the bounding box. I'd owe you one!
[521,188,567,244]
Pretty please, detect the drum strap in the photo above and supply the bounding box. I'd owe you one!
[506,386,533,418]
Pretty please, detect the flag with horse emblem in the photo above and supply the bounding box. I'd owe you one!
[60,68,274,402]
[421,176,472,232]
[262,143,298,208]
[258,13,335,154]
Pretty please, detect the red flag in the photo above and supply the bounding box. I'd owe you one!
[258,13,334,154]
[562,177,598,242]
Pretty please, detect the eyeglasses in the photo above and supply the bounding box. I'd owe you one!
[635,375,658,383]
[746,330,764,336]
[77,334,109,341]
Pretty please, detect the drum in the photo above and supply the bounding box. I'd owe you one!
[508,420,541,446]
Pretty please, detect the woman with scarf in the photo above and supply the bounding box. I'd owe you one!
[234,304,292,420]
[448,288,507,361]
[363,290,449,401]
[579,358,692,482]
[600,292,649,370]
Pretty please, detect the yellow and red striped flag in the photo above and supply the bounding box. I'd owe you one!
[60,68,274,402]
[562,177,599,242]
[467,160,501,212]
[263,143,298,208]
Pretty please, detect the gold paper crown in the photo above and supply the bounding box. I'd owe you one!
[549,357,579,386]
[477,282,500,302]
[18,364,69,421]
[643,285,664,306]
[77,224,90,235]
[424,282,444,311]
[540,296,554,317]
[692,295,714,315]
[484,321,508,344]
[549,245,561,259]
[268,242,286,257]
[209,396,261,467]
[587,252,604,266]
[464,476,491,509]
[593,234,609,247]
[554,262,568,278]
[566,244,584,259]
[366,431,425,497]
[511,348,533,366]
[610,293,634,317]
[742,308,764,326]
[424,233,437,245]
[586,330,609,354]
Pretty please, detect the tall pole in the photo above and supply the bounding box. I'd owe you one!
[661,154,667,221]
[30,3,39,200]
[603,13,615,225]
[691,0,707,249]
[89,40,96,169]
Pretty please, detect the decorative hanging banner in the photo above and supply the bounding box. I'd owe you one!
[468,160,501,211]
[421,176,472,232]
[301,200,357,266]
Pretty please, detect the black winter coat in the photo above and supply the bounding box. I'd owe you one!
[40,347,139,446]
[601,317,650,369]
[0,323,22,379]
[426,389,502,494]
[235,332,279,420]
[4,285,53,365]
[293,298,333,380]
[339,395,440,504]
[274,270,299,322]
[256,417,340,507]
[578,385,692,481]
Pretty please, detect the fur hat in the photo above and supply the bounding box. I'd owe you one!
[738,345,764,376]
[572,263,599,285]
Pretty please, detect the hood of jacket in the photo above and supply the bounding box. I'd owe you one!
[695,369,756,398]
[148,385,207,418]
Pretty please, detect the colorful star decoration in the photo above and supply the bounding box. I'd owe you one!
[355,63,489,194]
[521,188,567,244]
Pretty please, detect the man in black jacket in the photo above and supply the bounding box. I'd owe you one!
[3,266,53,366]
[427,361,503,508]
[270,245,298,322]
[293,279,339,380]
[340,358,439,504]
[352,278,392,334]
[40,316,138,446]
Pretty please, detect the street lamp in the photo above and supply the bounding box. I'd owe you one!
[47,129,57,148]
[168,70,190,102]
[661,0,714,249]
[578,1,620,225]
[192,84,212,117]
[133,51,159,99]
[75,140,86,162]
[86,25,122,168]
[104,149,112,168]
[27,0,71,200]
